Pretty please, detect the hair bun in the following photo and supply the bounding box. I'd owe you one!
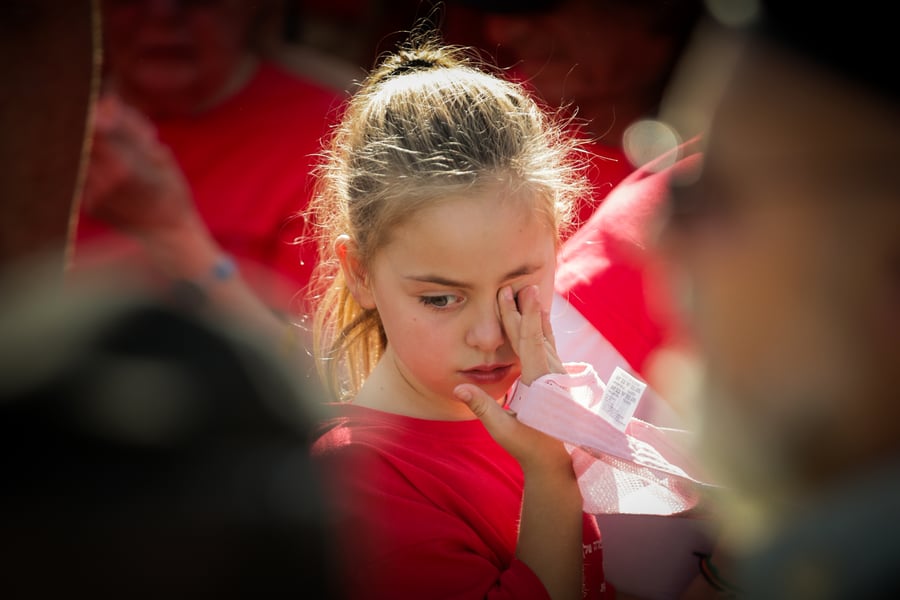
[386,56,438,80]
[403,57,436,70]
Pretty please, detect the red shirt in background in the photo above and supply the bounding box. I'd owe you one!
[75,60,344,313]
[571,138,636,236]
[555,136,702,378]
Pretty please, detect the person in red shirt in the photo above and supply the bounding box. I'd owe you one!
[307,34,615,599]
[73,0,344,314]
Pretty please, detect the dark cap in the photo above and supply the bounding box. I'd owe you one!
[720,1,899,102]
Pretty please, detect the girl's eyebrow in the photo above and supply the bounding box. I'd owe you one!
[404,264,543,288]
[406,274,471,289]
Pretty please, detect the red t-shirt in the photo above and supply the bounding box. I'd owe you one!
[571,138,636,236]
[74,60,344,312]
[312,404,614,600]
[491,70,638,237]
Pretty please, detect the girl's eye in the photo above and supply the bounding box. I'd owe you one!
[419,294,462,309]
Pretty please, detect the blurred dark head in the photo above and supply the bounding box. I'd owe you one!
[656,0,900,535]
[0,281,342,599]
[711,0,899,103]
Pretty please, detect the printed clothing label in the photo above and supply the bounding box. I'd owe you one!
[599,366,645,431]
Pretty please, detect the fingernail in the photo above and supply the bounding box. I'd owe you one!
[502,286,514,302]
[454,387,472,401]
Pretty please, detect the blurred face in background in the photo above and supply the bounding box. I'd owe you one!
[657,36,900,532]
[475,0,699,137]
[101,0,258,116]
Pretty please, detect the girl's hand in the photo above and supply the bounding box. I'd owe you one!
[453,284,570,468]
[497,284,565,385]
[453,382,572,470]
[453,283,583,600]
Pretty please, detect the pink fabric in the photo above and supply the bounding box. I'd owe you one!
[508,363,715,516]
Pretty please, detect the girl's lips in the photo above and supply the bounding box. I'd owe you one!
[461,365,513,385]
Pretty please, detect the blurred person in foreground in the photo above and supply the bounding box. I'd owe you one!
[0,4,342,595]
[0,275,343,600]
[72,0,344,316]
[653,1,900,598]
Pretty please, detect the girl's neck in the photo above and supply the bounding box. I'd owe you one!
[353,356,480,421]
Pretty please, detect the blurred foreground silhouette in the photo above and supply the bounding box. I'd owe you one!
[0,2,342,597]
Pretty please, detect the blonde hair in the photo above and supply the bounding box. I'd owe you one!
[306,32,590,401]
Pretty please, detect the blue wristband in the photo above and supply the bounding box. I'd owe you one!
[171,254,237,309]
[209,254,237,282]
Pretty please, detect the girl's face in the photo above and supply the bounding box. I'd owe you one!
[355,184,557,417]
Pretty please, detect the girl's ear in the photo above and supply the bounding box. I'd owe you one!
[335,234,376,309]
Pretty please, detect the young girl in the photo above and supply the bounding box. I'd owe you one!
[308,34,614,600]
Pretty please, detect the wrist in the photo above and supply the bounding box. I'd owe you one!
[138,214,218,273]
[170,253,238,309]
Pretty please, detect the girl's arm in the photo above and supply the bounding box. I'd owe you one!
[454,284,584,600]
[456,383,583,600]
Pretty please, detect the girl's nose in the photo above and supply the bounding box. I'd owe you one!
[465,300,505,352]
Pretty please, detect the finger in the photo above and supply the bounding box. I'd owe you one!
[97,91,158,145]
[92,92,121,134]
[540,305,556,349]
[118,103,158,145]
[455,383,568,466]
[516,285,551,384]
[497,285,521,347]
[540,305,566,375]
[517,285,543,342]
[454,383,519,439]
[81,137,127,209]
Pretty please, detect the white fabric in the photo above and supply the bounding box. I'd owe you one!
[547,297,720,598]
[551,292,684,428]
